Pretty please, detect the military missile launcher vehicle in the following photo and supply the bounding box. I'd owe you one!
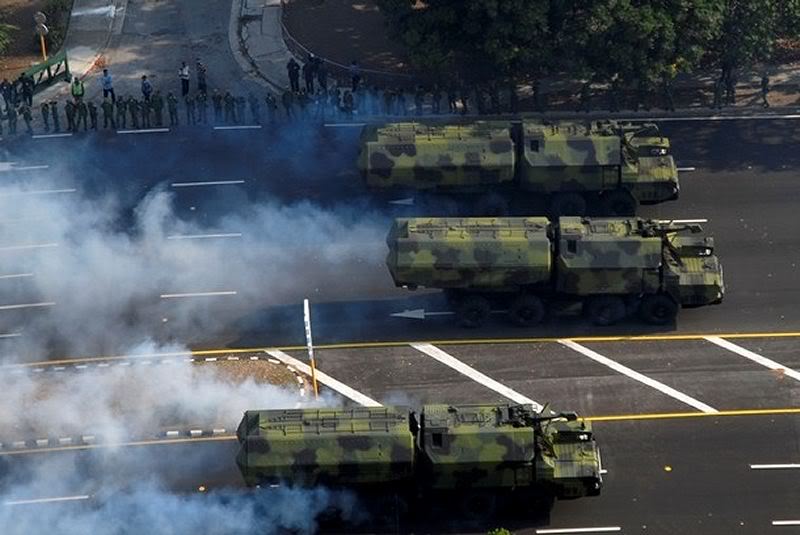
[236,403,602,517]
[359,120,678,216]
[386,217,724,328]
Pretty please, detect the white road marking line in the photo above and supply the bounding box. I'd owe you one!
[165,430,180,438]
[266,349,381,407]
[750,463,800,470]
[0,243,59,252]
[32,133,73,139]
[227,356,239,361]
[324,123,367,128]
[212,428,226,435]
[0,164,50,173]
[204,357,218,362]
[116,128,170,134]
[559,339,718,414]
[0,188,76,197]
[213,125,262,130]
[629,113,800,122]
[189,430,203,437]
[268,358,280,364]
[166,233,242,240]
[0,273,34,280]
[52,366,65,371]
[773,520,800,526]
[536,528,621,534]
[0,333,22,339]
[677,167,696,172]
[4,495,90,506]
[705,336,800,382]
[0,302,56,311]
[74,365,87,370]
[159,291,237,299]
[97,363,109,368]
[410,343,543,411]
[171,180,245,187]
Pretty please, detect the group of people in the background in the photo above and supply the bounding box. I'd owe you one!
[0,72,37,136]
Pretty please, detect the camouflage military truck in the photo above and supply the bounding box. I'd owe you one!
[386,216,724,328]
[236,403,602,517]
[359,120,678,216]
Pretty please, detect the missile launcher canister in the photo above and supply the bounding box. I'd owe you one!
[359,120,679,216]
[386,217,724,327]
[236,404,602,503]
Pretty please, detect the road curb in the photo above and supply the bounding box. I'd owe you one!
[228,0,286,93]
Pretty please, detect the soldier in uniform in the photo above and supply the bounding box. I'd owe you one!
[224,92,236,123]
[236,96,247,124]
[141,98,152,128]
[20,104,33,135]
[87,101,98,130]
[116,97,128,129]
[212,89,223,123]
[128,97,140,129]
[196,91,208,124]
[7,105,17,135]
[264,92,277,124]
[167,92,179,126]
[40,101,50,132]
[761,74,770,108]
[102,97,115,129]
[50,100,60,132]
[76,99,89,131]
[281,90,294,121]
[152,91,164,127]
[65,100,76,132]
[185,94,196,126]
[248,93,260,124]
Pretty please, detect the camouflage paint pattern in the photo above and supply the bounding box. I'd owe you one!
[359,120,679,204]
[236,403,603,499]
[386,216,724,307]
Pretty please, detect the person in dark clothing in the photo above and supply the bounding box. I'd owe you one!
[40,101,50,132]
[0,79,11,108]
[212,90,223,123]
[88,101,98,130]
[141,75,153,102]
[287,58,300,92]
[349,60,361,91]
[302,61,315,94]
[21,74,34,106]
[51,100,61,132]
[65,100,76,132]
[317,61,328,91]
[101,97,116,129]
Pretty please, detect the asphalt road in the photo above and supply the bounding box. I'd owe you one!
[1,115,799,533]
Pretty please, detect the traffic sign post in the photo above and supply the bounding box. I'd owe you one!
[34,12,48,62]
[303,299,319,398]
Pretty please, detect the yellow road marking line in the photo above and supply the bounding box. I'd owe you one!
[5,330,800,369]
[0,435,236,456]
[584,407,800,422]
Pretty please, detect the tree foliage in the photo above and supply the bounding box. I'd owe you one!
[377,0,800,84]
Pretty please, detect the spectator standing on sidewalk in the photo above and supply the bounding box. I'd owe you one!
[179,62,190,96]
[265,92,277,123]
[71,77,85,103]
[185,94,196,126]
[20,75,34,107]
[196,59,208,95]
[287,58,300,92]
[6,105,17,135]
[116,97,127,129]
[761,74,770,108]
[724,69,737,105]
[141,75,153,102]
[197,91,208,124]
[101,69,116,103]
[212,90,223,123]
[40,101,50,132]
[88,101,98,130]
[712,78,724,109]
[20,103,33,135]
[65,100,76,132]
[152,91,164,126]
[349,60,361,91]
[50,100,61,132]
[102,97,115,129]
[167,92,179,126]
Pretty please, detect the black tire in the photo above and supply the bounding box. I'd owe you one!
[601,190,637,216]
[639,294,679,325]
[585,295,627,326]
[509,295,546,327]
[456,295,491,328]
[550,192,587,217]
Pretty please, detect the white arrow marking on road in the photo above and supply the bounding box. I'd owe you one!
[411,343,543,411]
[559,339,718,413]
[391,309,455,320]
[265,349,382,407]
[171,180,245,188]
[705,336,800,382]
[4,495,91,506]
[388,197,415,206]
[750,463,800,470]
[159,291,237,299]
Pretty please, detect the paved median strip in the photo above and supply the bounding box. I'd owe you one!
[559,339,718,414]
[410,343,543,411]
[265,349,381,407]
[704,336,800,382]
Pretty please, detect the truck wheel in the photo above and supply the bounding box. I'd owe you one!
[585,296,626,326]
[639,294,679,325]
[509,295,546,327]
[457,295,491,328]
[550,192,587,217]
[601,190,637,216]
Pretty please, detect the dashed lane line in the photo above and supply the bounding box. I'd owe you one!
[0,333,22,339]
[265,349,381,407]
[159,291,237,299]
[0,302,56,311]
[773,520,800,526]
[213,125,262,130]
[536,528,621,534]
[0,273,34,280]
[4,495,91,506]
[750,463,800,470]
[171,180,245,187]
[0,188,76,197]
[705,336,800,382]
[410,343,543,411]
[629,113,800,122]
[116,128,170,135]
[0,164,50,172]
[324,123,367,128]
[559,339,718,414]
[0,243,59,252]
[166,233,242,240]
[31,133,73,139]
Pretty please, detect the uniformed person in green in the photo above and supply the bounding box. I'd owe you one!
[167,92,178,126]
[101,97,115,129]
[128,97,140,129]
[65,100,76,132]
[50,100,60,132]
[116,97,127,129]
[76,99,88,131]
[87,101,98,130]
[223,92,235,124]
[196,91,207,124]
[141,98,151,128]
[152,91,164,126]
[20,104,33,135]
[40,101,50,132]
[235,96,246,124]
[212,89,223,123]
[7,105,17,134]
[185,94,196,125]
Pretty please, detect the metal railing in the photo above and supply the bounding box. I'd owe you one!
[22,50,71,91]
